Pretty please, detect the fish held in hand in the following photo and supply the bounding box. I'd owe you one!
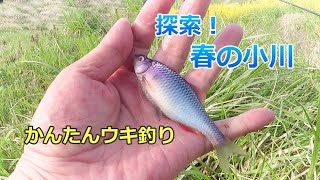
[134,54,245,172]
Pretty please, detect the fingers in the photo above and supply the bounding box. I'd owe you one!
[165,108,275,173]
[154,0,211,72]
[191,108,275,159]
[215,108,275,140]
[184,24,243,100]
[72,0,175,81]
[72,18,133,81]
[132,0,175,54]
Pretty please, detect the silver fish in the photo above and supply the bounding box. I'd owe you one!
[134,54,245,172]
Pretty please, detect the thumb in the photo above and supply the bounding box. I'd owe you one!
[72,18,134,81]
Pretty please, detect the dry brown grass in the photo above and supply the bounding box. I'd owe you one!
[279,13,320,68]
[0,0,121,30]
[0,0,66,29]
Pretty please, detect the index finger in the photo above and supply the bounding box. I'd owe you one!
[132,0,175,55]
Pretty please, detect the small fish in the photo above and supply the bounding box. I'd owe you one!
[134,54,245,172]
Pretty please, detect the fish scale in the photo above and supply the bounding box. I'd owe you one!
[148,61,226,144]
[134,55,245,172]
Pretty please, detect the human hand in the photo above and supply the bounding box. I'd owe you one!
[10,0,275,179]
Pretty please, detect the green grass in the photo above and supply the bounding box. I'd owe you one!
[1,0,320,179]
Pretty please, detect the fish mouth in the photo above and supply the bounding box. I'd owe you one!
[135,64,149,74]
[134,54,150,74]
[134,59,149,74]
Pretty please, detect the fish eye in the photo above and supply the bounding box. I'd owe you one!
[138,56,145,61]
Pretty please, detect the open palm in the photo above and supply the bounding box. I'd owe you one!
[11,0,275,179]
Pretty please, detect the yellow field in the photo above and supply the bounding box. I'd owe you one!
[172,0,320,19]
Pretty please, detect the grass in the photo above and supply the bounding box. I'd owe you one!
[0,0,320,179]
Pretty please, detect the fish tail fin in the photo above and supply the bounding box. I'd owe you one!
[215,139,246,173]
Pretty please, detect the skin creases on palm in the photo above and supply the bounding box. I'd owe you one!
[11,1,275,178]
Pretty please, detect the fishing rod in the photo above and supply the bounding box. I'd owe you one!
[279,0,320,17]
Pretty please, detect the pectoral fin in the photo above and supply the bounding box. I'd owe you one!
[139,76,162,121]
[178,123,202,135]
